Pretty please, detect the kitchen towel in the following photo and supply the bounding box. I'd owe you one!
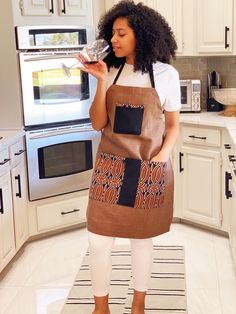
[61,244,187,314]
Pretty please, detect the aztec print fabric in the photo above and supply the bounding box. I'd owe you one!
[89,152,167,209]
[62,245,187,314]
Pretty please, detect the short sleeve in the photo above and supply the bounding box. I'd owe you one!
[163,68,181,112]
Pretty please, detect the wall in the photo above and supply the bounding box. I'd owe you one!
[173,56,236,110]
[0,1,23,129]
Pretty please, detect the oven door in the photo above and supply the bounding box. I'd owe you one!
[19,52,96,126]
[180,82,192,112]
[26,124,100,200]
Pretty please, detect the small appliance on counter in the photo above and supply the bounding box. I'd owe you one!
[207,71,223,112]
[180,79,201,112]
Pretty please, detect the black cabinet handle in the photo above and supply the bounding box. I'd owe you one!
[0,188,3,214]
[179,152,184,172]
[188,135,207,140]
[224,144,231,149]
[14,149,25,156]
[49,0,54,13]
[225,26,229,49]
[61,0,66,14]
[225,171,232,199]
[0,158,10,166]
[15,175,22,198]
[61,208,80,215]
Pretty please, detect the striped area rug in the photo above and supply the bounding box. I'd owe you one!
[61,245,187,314]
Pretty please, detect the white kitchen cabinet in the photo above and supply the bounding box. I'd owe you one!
[176,125,223,228]
[11,159,28,250]
[230,179,236,267]
[36,194,87,232]
[196,0,233,54]
[13,0,93,26]
[180,146,222,227]
[0,172,16,272]
[19,0,87,16]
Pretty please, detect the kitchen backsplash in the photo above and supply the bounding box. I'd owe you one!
[172,56,236,110]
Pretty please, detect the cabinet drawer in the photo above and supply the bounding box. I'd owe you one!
[0,148,10,175]
[9,138,25,166]
[36,196,88,232]
[182,126,221,147]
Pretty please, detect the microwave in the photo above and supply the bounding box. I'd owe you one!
[180,79,201,112]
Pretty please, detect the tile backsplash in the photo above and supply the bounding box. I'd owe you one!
[172,56,236,109]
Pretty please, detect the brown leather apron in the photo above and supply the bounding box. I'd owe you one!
[86,63,174,239]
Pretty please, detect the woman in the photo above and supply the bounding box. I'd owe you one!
[78,1,180,313]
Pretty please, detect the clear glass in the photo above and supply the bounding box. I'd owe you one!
[61,39,111,77]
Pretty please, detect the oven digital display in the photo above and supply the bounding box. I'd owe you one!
[32,68,89,104]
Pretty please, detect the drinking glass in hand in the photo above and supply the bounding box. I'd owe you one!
[61,39,110,77]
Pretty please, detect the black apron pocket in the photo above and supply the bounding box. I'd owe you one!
[134,161,167,209]
[113,104,144,135]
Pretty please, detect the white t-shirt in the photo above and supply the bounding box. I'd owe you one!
[106,62,181,112]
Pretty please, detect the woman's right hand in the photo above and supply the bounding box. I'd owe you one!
[77,52,108,81]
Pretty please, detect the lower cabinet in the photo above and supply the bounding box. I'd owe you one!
[229,179,236,266]
[11,160,28,250]
[36,194,88,232]
[0,172,16,271]
[180,146,222,227]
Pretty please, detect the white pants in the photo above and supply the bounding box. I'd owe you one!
[88,231,153,297]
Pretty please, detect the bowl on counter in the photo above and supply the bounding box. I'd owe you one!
[212,88,236,117]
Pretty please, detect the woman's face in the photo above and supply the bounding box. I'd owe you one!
[111,17,136,64]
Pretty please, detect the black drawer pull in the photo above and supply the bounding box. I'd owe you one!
[225,26,229,49]
[61,0,66,14]
[0,158,10,165]
[188,135,207,140]
[179,152,184,173]
[0,188,3,214]
[61,209,80,215]
[15,175,22,198]
[49,0,54,13]
[224,144,231,149]
[225,171,232,199]
[14,149,25,156]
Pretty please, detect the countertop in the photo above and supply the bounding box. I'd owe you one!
[0,129,25,151]
[180,111,236,146]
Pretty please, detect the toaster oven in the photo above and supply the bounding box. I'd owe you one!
[180,79,201,112]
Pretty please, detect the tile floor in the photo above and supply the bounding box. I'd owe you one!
[0,223,236,314]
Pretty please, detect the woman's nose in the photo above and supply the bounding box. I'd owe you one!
[111,34,117,43]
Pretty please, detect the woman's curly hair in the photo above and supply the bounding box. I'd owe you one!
[97,0,177,73]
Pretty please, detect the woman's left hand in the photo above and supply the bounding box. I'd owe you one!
[151,152,169,163]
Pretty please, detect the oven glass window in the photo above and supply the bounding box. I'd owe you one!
[33,69,89,105]
[38,140,93,178]
[180,86,187,104]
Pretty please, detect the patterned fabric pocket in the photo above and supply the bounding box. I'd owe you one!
[113,104,144,135]
[89,153,167,209]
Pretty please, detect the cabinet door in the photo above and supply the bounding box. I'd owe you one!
[197,0,233,53]
[230,181,236,267]
[19,0,53,15]
[0,172,15,270]
[11,161,28,250]
[180,146,222,227]
[58,0,87,16]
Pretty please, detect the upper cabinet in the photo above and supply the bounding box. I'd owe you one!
[196,0,233,54]
[13,0,93,25]
[19,0,87,16]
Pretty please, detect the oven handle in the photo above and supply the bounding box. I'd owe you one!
[23,54,80,62]
[29,126,95,139]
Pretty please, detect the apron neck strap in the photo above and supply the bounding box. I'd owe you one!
[113,62,125,85]
[112,62,155,88]
[148,64,155,89]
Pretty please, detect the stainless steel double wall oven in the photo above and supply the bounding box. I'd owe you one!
[16,26,100,200]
